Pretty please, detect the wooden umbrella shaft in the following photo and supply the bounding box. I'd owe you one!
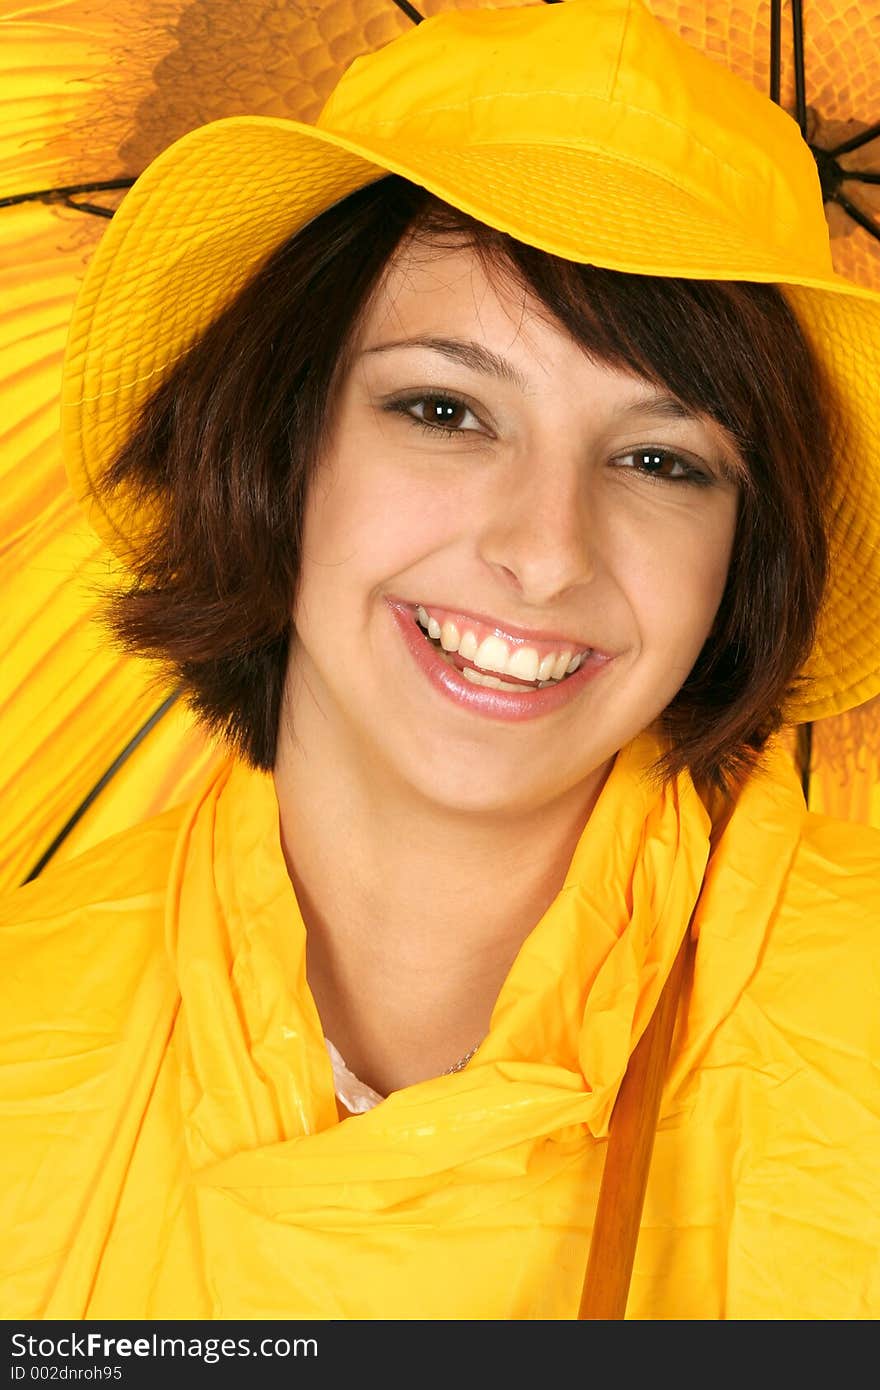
[578,927,692,1319]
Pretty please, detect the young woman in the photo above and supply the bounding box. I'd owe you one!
[2,0,878,1319]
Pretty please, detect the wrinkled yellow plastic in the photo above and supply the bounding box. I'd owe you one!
[1,732,877,1319]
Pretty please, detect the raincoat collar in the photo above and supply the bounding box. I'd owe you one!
[164,730,804,1202]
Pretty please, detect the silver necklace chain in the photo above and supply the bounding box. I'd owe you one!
[443,1041,481,1074]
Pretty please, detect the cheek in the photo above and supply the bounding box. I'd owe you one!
[298,455,461,585]
[621,507,737,650]
[301,433,467,564]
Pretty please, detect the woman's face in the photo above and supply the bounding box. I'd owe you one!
[283,239,742,817]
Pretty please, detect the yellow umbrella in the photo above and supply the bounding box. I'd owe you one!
[2,0,879,893]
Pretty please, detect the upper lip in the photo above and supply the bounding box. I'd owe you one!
[387,596,609,655]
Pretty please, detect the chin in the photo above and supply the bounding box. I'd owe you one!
[394,748,600,821]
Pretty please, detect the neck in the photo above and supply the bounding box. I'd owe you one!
[272,706,611,1096]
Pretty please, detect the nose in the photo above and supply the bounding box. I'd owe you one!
[476,455,597,605]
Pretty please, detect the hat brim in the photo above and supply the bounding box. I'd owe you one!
[61,114,880,722]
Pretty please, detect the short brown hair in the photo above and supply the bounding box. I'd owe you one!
[95,174,838,792]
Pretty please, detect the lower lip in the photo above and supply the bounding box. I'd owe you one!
[386,600,613,723]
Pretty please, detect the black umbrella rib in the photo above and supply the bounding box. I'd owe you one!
[770,0,782,105]
[19,687,184,886]
[827,120,880,158]
[791,0,807,137]
[795,721,813,804]
[61,198,115,219]
[0,178,135,214]
[769,2,807,134]
[831,190,880,242]
[390,0,423,23]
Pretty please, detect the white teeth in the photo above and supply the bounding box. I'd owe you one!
[537,653,557,682]
[462,668,524,691]
[473,634,509,675]
[458,629,478,661]
[551,650,573,681]
[416,605,588,684]
[506,646,540,682]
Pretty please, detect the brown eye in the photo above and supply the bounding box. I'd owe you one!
[383,393,484,436]
[614,448,710,485]
[635,450,685,477]
[421,397,469,428]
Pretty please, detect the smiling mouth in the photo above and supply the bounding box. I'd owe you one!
[414,604,592,692]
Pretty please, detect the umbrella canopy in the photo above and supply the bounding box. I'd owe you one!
[2,0,879,892]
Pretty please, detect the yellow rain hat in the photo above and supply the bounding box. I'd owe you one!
[62,0,880,722]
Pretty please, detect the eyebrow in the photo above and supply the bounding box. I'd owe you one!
[615,393,704,425]
[364,336,699,420]
[361,336,531,392]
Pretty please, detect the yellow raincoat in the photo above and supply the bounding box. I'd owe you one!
[1,732,878,1320]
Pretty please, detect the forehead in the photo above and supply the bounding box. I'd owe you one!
[360,236,550,352]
